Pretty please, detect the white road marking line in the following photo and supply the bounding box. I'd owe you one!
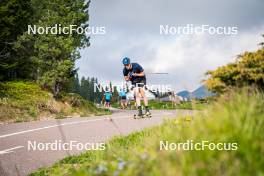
[0,146,24,155]
[0,116,130,139]
[0,111,172,139]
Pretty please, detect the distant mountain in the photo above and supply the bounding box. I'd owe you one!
[192,85,214,99]
[176,90,191,100]
[177,85,213,100]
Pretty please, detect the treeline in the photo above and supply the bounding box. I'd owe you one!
[65,74,120,103]
[0,0,90,97]
[205,35,264,94]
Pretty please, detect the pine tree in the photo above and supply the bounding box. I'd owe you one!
[12,0,90,97]
[0,0,33,80]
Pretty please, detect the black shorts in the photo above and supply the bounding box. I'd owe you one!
[132,79,146,88]
[121,96,127,100]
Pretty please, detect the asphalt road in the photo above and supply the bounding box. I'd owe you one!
[0,109,192,176]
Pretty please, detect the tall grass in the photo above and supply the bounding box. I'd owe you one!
[31,89,264,176]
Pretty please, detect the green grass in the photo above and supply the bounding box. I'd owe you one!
[30,89,264,176]
[57,92,111,117]
[112,100,207,110]
[0,81,110,122]
[0,81,51,122]
[147,99,210,110]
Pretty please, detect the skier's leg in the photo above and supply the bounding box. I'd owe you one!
[140,87,150,115]
[125,99,127,108]
[139,87,148,106]
[120,99,124,109]
[134,87,143,116]
[134,87,141,107]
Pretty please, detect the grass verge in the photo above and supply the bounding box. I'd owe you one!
[112,100,208,110]
[30,89,264,176]
[0,81,110,123]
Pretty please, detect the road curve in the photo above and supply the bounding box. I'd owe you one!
[0,109,192,176]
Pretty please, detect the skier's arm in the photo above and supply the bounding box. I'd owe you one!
[133,64,145,77]
[134,71,145,77]
[124,76,130,81]
[123,69,130,81]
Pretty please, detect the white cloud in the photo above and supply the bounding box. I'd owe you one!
[77,0,264,92]
[138,27,264,91]
[77,27,263,91]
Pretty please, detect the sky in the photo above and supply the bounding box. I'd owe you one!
[76,0,264,92]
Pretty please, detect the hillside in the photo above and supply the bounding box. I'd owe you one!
[177,90,191,100]
[0,81,110,123]
[192,85,214,98]
[177,85,213,100]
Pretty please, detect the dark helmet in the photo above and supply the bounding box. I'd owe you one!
[122,57,130,65]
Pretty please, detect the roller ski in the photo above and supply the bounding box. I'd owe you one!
[143,107,152,118]
[133,112,152,119]
[133,106,152,119]
[144,108,152,118]
[134,106,144,119]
